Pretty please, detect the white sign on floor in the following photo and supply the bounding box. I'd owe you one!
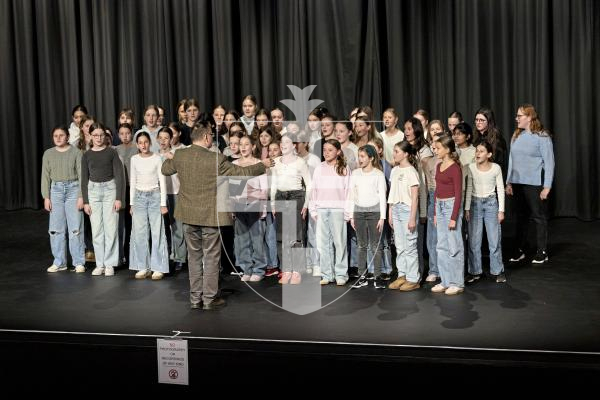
[157,338,189,385]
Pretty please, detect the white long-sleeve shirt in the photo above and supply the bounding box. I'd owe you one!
[346,168,387,219]
[465,163,505,212]
[129,153,167,206]
[270,156,312,208]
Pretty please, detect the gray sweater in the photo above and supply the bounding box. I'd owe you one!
[40,145,82,199]
[81,146,125,204]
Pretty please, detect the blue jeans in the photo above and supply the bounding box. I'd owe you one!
[436,198,464,288]
[234,212,267,276]
[468,195,504,275]
[88,180,119,268]
[316,209,347,281]
[49,180,85,266]
[391,203,420,283]
[347,222,357,268]
[264,212,279,268]
[306,216,320,267]
[426,189,438,276]
[167,194,187,263]
[129,189,169,272]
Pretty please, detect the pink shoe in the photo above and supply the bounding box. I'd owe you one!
[279,271,292,284]
[289,271,302,285]
[241,274,251,282]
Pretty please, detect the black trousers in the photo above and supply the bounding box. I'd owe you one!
[512,184,548,252]
[275,189,306,272]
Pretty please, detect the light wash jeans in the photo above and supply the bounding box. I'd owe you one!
[88,180,119,268]
[129,189,169,272]
[316,209,348,282]
[264,212,279,268]
[426,189,438,276]
[306,216,320,268]
[392,203,420,283]
[49,180,85,266]
[436,198,464,288]
[234,212,267,276]
[468,195,504,275]
[167,194,187,263]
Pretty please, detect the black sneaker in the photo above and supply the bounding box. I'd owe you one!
[348,267,360,278]
[494,273,507,283]
[379,273,391,281]
[374,277,386,289]
[465,273,482,283]
[351,276,369,289]
[531,250,548,264]
[509,249,525,262]
[365,272,375,280]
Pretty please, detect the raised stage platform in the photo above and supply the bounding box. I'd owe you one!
[0,210,598,386]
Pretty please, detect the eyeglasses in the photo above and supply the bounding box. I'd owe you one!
[516,114,526,119]
[474,118,487,123]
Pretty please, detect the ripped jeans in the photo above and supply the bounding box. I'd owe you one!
[49,180,85,266]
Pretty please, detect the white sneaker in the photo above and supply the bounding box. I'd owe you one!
[135,270,151,279]
[47,265,67,273]
[336,277,348,286]
[312,266,321,277]
[425,274,439,282]
[241,274,251,282]
[104,266,115,276]
[151,271,164,280]
[74,265,86,273]
[92,266,105,276]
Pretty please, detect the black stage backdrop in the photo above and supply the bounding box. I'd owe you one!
[0,0,598,219]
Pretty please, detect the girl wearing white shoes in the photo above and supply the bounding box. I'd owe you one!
[232,136,269,282]
[41,126,86,273]
[129,132,169,280]
[432,134,465,295]
[309,139,351,286]
[81,122,125,277]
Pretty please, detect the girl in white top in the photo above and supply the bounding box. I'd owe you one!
[271,134,312,285]
[264,142,282,276]
[348,145,388,289]
[465,142,506,283]
[387,141,421,291]
[297,131,322,275]
[404,117,433,276]
[134,105,162,153]
[129,132,169,280]
[69,105,87,146]
[379,108,404,165]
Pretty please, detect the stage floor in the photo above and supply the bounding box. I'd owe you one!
[1,209,599,376]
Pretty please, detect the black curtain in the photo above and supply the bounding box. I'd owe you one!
[1,0,598,219]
